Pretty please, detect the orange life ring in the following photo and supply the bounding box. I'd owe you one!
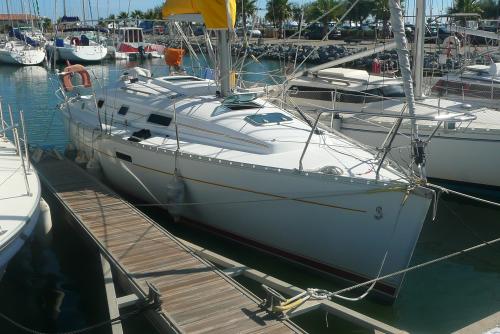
[61,64,92,92]
[71,37,80,46]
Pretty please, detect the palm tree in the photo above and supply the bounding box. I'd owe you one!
[373,0,392,38]
[304,0,343,38]
[448,0,482,14]
[143,6,162,20]
[130,10,143,27]
[237,0,257,30]
[478,0,498,18]
[117,11,129,19]
[290,3,303,31]
[265,0,292,38]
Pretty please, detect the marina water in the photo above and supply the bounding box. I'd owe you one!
[0,59,499,333]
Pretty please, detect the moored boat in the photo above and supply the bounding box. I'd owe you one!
[53,0,436,300]
[0,105,43,281]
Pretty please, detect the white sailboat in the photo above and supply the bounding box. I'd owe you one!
[47,34,108,63]
[54,0,434,300]
[46,1,107,63]
[0,12,46,66]
[285,1,500,190]
[0,40,46,65]
[0,103,43,281]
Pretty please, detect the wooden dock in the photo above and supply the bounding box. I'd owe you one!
[36,157,306,334]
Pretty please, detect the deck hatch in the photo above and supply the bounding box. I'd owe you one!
[116,152,132,162]
[118,106,129,115]
[245,113,293,126]
[147,114,172,126]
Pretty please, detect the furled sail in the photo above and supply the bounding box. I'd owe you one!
[162,0,236,29]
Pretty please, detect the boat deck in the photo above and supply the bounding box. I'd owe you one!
[0,137,40,258]
[35,157,305,334]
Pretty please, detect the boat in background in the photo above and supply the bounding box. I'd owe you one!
[285,8,500,190]
[114,27,164,60]
[0,27,46,66]
[46,16,108,63]
[287,68,405,112]
[432,62,500,105]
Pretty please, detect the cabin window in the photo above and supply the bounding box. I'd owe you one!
[147,114,172,126]
[379,85,405,97]
[97,99,105,108]
[116,152,132,162]
[245,113,292,126]
[118,106,129,115]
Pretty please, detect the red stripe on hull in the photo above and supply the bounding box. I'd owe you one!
[180,217,398,298]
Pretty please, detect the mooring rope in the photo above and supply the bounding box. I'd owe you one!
[272,182,500,312]
[0,291,162,334]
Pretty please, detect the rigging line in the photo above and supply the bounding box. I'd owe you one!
[287,0,361,81]
[66,185,409,213]
[240,1,346,71]
[315,234,500,300]
[440,200,500,270]
[427,183,500,209]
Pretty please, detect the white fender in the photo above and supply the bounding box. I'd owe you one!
[442,36,461,56]
[489,62,500,77]
[35,198,53,247]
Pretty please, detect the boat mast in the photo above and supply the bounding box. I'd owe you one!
[82,0,86,23]
[217,30,231,97]
[388,0,426,179]
[217,0,233,97]
[63,0,66,17]
[414,0,426,98]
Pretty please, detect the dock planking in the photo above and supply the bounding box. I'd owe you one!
[36,158,305,334]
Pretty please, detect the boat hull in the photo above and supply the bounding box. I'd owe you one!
[48,45,107,62]
[65,117,433,299]
[288,94,500,188]
[340,124,500,188]
[0,206,40,281]
[0,48,45,65]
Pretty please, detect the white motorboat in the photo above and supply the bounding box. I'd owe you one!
[114,27,164,60]
[0,107,42,281]
[287,68,406,112]
[54,0,435,300]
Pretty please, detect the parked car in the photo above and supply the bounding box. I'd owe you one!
[304,23,341,40]
[235,28,262,38]
[193,26,205,36]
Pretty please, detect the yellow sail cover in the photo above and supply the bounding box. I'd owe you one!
[162,0,236,29]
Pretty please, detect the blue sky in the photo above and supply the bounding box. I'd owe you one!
[1,0,453,22]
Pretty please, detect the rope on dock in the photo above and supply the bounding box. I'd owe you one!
[271,183,500,311]
[272,233,500,312]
